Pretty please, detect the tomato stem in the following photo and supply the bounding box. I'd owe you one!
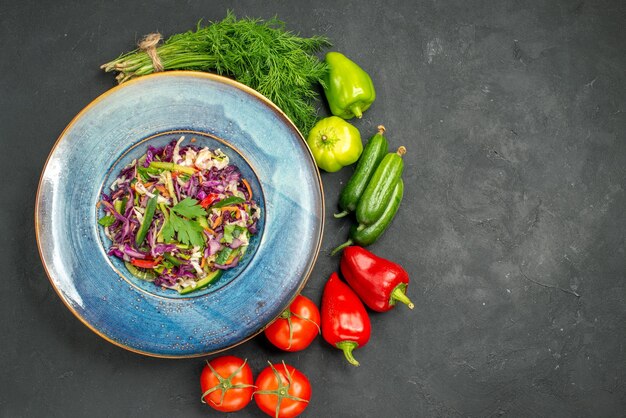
[286,314,294,349]
[253,361,309,418]
[201,359,254,406]
[335,340,360,366]
[291,311,321,335]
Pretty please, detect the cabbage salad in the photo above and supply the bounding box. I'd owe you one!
[98,136,260,294]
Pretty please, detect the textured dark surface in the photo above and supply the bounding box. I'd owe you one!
[1,1,625,417]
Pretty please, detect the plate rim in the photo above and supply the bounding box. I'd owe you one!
[34,71,325,358]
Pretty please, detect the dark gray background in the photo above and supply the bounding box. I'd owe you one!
[2,1,625,417]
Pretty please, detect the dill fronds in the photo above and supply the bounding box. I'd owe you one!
[101,11,331,134]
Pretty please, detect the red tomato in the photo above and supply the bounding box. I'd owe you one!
[200,356,254,412]
[264,295,321,352]
[254,362,311,418]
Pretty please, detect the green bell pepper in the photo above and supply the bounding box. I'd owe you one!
[307,116,363,172]
[323,52,376,119]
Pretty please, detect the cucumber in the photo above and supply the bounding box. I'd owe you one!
[179,270,223,295]
[351,179,404,246]
[355,146,406,225]
[135,191,159,246]
[331,179,404,255]
[163,253,182,266]
[124,261,157,281]
[335,125,389,218]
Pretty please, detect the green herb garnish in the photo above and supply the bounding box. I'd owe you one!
[171,197,208,218]
[215,247,237,265]
[222,224,247,244]
[162,198,207,247]
[98,215,116,227]
[137,166,161,182]
[211,196,245,209]
[101,11,331,134]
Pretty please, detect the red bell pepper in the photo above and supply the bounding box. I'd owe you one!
[200,193,220,208]
[340,246,414,312]
[321,272,371,366]
[130,257,161,269]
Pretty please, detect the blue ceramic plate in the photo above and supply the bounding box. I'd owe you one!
[36,72,324,358]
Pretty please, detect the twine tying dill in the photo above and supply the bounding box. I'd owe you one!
[139,33,164,72]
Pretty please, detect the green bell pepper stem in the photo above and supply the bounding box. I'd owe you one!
[149,161,196,175]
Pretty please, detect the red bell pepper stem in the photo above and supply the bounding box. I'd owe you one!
[340,246,414,312]
[335,341,360,367]
[391,283,414,309]
[321,272,371,367]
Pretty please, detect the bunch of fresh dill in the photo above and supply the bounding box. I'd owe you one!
[101,11,331,134]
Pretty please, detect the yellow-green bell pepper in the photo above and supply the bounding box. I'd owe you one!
[323,52,376,119]
[307,116,363,172]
